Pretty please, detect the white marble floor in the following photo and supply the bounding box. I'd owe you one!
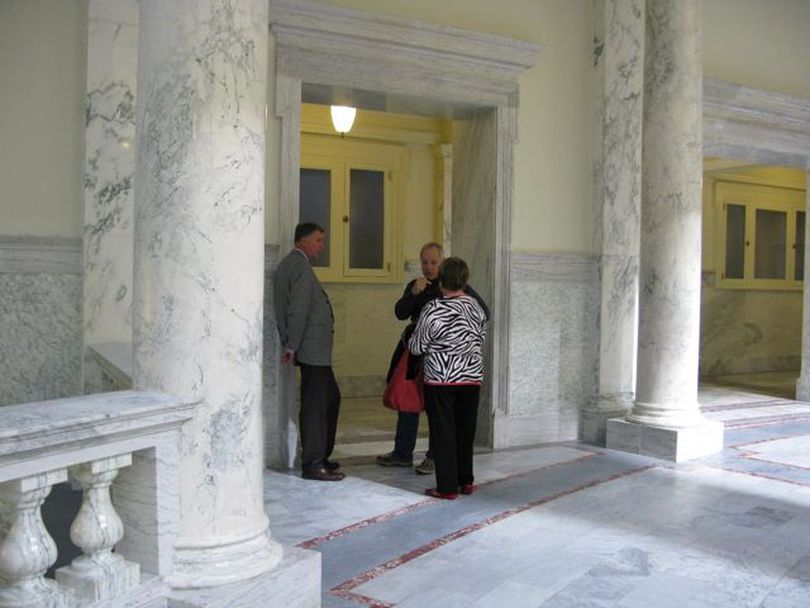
[264,384,810,607]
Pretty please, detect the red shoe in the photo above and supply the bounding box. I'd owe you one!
[425,488,458,500]
[460,484,476,495]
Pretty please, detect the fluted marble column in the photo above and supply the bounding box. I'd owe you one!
[606,0,723,461]
[798,171,810,401]
[581,0,643,444]
[132,0,281,587]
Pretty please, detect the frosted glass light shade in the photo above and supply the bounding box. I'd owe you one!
[330,105,357,134]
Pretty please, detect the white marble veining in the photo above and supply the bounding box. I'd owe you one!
[56,455,140,602]
[83,0,138,349]
[0,390,194,584]
[701,287,802,376]
[584,0,644,444]
[609,0,722,460]
[703,78,810,169]
[630,0,706,427]
[505,254,599,446]
[133,0,281,587]
[452,110,499,442]
[0,273,82,407]
[0,237,82,275]
[0,470,74,608]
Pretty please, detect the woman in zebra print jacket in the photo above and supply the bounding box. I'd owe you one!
[409,257,488,500]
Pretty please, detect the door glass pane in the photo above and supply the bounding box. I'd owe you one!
[755,209,786,279]
[299,168,330,267]
[349,169,384,269]
[724,204,746,279]
[796,211,805,281]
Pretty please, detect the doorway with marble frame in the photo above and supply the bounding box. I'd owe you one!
[700,79,810,403]
[262,0,540,469]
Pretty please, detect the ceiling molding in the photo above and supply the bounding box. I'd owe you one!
[269,0,541,110]
[704,78,810,168]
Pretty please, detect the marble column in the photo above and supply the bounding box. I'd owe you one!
[606,0,723,461]
[798,171,810,401]
[132,0,281,587]
[581,0,643,445]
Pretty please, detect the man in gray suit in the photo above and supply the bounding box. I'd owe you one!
[273,222,344,481]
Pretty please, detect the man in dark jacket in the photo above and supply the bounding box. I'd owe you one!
[273,222,343,481]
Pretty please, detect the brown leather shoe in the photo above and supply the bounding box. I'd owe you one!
[325,460,341,471]
[302,466,345,481]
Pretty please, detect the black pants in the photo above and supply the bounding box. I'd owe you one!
[424,384,481,494]
[299,364,341,471]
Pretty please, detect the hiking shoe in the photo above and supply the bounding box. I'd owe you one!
[376,452,412,467]
[414,457,434,475]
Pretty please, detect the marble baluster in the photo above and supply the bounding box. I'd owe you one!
[798,171,810,401]
[83,0,138,358]
[0,470,74,608]
[132,0,281,587]
[606,0,723,461]
[582,0,644,444]
[55,455,139,601]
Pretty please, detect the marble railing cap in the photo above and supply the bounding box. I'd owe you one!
[0,391,197,464]
[88,341,134,383]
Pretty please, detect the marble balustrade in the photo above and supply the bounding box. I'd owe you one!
[0,391,196,607]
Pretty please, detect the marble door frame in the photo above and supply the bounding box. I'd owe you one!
[702,78,810,400]
[267,0,539,458]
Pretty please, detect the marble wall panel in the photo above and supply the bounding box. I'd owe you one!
[700,284,802,375]
[0,273,82,406]
[504,253,599,444]
[84,0,138,349]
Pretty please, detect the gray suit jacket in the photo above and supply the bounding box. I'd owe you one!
[272,248,334,366]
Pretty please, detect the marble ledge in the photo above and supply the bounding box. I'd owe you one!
[0,236,82,274]
[89,341,135,388]
[0,391,197,480]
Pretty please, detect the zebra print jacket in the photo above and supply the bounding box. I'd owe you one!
[408,294,488,385]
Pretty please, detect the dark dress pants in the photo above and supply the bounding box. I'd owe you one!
[299,364,341,471]
[424,384,481,494]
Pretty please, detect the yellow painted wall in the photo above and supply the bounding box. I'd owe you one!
[700,165,807,376]
[702,165,807,272]
[299,105,441,383]
[270,0,597,254]
[0,0,86,238]
[703,0,810,99]
[2,1,809,253]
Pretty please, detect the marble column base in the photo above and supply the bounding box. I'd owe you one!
[580,394,634,446]
[605,417,724,462]
[167,544,320,608]
[55,554,139,602]
[167,527,282,589]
